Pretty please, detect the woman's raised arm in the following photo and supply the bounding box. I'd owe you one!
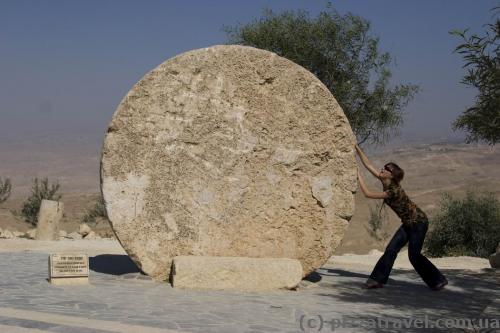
[355,144,381,179]
[357,168,389,199]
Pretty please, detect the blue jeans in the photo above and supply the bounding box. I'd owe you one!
[369,220,446,288]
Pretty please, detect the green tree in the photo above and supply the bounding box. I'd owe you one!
[224,6,418,145]
[0,177,12,204]
[425,190,500,258]
[21,177,62,225]
[450,8,500,144]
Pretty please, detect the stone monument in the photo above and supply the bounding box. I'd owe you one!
[101,45,357,281]
[36,199,63,241]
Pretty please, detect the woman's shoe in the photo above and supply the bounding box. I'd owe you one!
[431,278,448,291]
[362,278,383,289]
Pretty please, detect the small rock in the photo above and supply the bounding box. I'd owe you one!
[369,249,383,256]
[13,231,25,238]
[26,229,37,239]
[78,223,92,236]
[68,232,82,240]
[58,230,68,238]
[84,230,101,240]
[0,230,15,239]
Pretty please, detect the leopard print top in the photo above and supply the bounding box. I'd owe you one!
[383,182,427,225]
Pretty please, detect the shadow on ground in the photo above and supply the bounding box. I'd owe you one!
[90,254,144,275]
[313,267,499,332]
[304,271,322,283]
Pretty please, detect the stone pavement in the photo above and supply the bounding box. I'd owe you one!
[0,244,498,332]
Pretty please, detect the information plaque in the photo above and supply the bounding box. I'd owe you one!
[49,254,89,285]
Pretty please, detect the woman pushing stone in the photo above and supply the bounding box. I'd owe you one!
[354,144,448,290]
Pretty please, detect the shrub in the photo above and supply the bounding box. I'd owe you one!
[0,177,12,204]
[425,190,500,258]
[82,193,108,225]
[21,178,62,225]
[366,201,390,242]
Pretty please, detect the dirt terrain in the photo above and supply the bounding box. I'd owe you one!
[1,137,499,254]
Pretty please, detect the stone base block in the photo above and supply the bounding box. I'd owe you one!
[171,256,303,291]
[49,277,89,286]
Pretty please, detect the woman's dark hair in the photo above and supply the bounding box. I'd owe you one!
[384,162,404,184]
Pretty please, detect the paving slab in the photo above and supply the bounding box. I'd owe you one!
[0,240,498,333]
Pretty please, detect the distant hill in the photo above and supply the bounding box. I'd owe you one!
[339,142,500,254]
[1,136,498,254]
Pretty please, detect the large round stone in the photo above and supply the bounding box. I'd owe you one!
[101,45,356,281]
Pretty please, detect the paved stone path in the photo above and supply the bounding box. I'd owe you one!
[0,246,498,332]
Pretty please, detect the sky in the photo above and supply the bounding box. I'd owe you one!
[1,0,498,146]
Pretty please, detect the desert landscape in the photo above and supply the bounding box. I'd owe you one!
[1,134,498,255]
[2,2,500,332]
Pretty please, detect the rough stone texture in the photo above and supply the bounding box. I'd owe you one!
[26,228,37,239]
[101,45,357,281]
[78,223,91,236]
[171,256,302,291]
[84,231,100,240]
[67,232,82,240]
[0,229,14,239]
[35,200,63,241]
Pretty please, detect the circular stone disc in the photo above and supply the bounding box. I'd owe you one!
[101,45,356,281]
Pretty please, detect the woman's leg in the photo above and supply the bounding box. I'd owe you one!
[407,221,447,288]
[368,225,408,284]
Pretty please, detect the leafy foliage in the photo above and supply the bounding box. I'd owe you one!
[224,6,418,145]
[450,8,500,144]
[425,190,500,258]
[0,177,12,204]
[21,178,62,225]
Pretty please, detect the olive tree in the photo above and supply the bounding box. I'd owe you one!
[224,7,418,145]
[450,8,500,145]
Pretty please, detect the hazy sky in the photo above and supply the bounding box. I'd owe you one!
[1,0,498,145]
